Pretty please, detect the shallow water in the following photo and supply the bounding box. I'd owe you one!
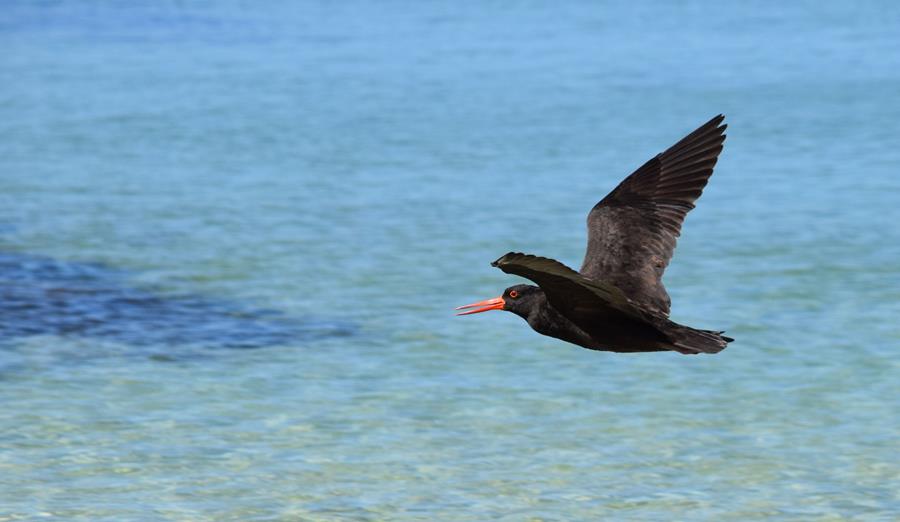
[2,1,899,520]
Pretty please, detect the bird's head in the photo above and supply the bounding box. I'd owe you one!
[456,284,543,319]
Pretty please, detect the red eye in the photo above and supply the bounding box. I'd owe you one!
[509,290,519,298]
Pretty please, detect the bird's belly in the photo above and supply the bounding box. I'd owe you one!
[539,314,670,353]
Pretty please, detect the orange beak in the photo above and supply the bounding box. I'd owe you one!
[455,296,505,316]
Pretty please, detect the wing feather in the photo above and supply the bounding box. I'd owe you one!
[492,252,647,323]
[580,115,727,316]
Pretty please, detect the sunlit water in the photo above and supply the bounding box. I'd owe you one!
[2,2,899,520]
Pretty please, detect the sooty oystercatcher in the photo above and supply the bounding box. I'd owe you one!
[457,115,733,354]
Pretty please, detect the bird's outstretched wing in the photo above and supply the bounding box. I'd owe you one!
[580,115,727,316]
[492,252,649,324]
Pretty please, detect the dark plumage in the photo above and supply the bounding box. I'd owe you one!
[457,115,733,354]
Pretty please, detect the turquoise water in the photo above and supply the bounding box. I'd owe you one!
[2,1,899,519]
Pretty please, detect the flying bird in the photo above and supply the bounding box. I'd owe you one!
[457,115,733,354]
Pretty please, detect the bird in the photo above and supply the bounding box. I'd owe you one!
[456,115,733,354]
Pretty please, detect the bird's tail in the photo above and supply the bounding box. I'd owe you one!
[664,323,733,355]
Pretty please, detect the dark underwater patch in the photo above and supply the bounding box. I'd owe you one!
[0,252,353,349]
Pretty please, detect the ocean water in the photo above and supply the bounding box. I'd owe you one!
[2,1,899,520]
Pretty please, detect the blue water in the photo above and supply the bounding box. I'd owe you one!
[2,2,899,519]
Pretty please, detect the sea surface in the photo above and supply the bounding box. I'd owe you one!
[2,1,899,520]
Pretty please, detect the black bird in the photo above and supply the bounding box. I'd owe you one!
[457,115,733,354]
